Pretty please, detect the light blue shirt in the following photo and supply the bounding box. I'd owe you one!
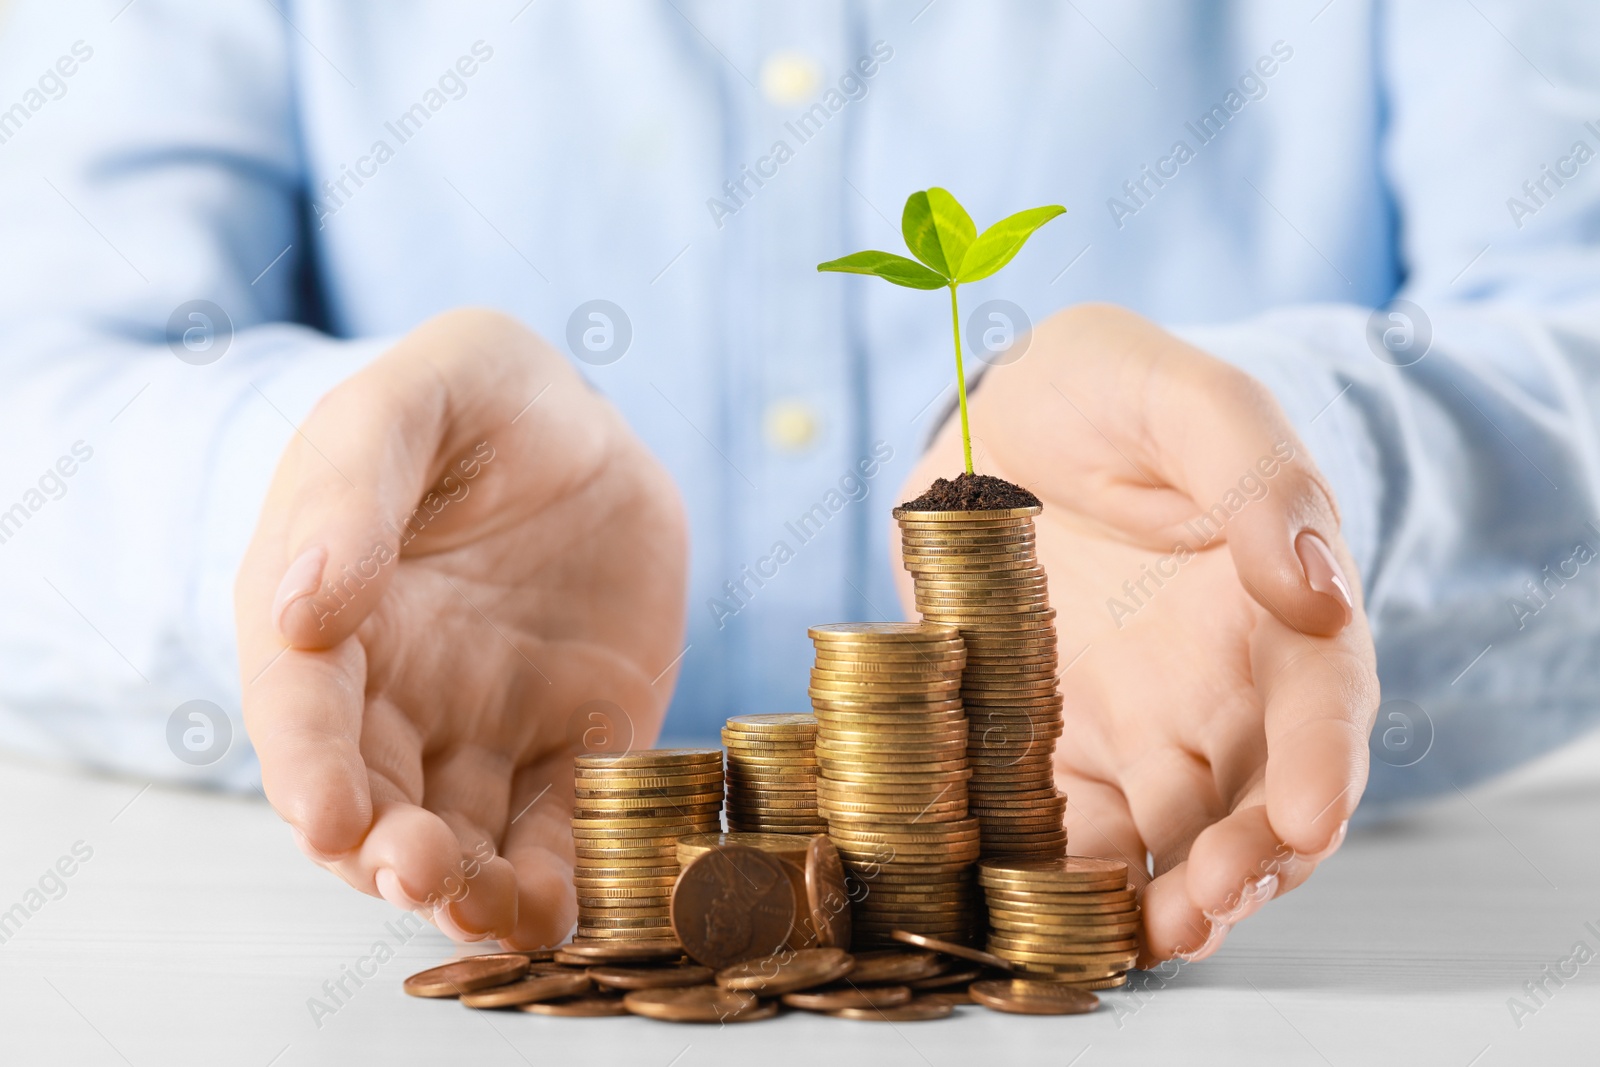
[2,0,1598,813]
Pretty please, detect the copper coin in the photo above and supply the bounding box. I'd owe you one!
[908,964,984,990]
[521,993,631,1017]
[553,939,683,964]
[622,986,769,1023]
[826,999,954,1021]
[588,963,715,990]
[847,950,944,984]
[403,954,530,998]
[783,984,912,1011]
[459,971,591,1008]
[671,845,797,969]
[716,947,855,995]
[890,930,1015,971]
[917,988,974,1007]
[969,978,1100,1015]
[806,836,852,950]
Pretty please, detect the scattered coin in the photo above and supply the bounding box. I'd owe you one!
[846,949,944,984]
[520,994,631,1017]
[716,947,855,995]
[782,984,913,1011]
[968,978,1100,1015]
[587,964,714,990]
[890,930,1014,972]
[458,972,591,1008]
[826,999,954,1021]
[553,939,683,964]
[622,986,771,1023]
[403,955,530,998]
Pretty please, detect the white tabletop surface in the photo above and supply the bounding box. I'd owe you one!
[2,730,1597,1067]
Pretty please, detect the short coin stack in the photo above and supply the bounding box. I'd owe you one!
[721,714,826,835]
[894,505,1067,859]
[977,856,1138,989]
[808,623,982,946]
[572,749,725,943]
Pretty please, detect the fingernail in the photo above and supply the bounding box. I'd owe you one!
[272,545,328,634]
[375,869,427,912]
[1177,920,1231,962]
[1295,530,1353,626]
[1209,873,1278,927]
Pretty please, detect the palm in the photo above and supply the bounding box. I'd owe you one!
[896,304,1377,964]
[236,311,687,949]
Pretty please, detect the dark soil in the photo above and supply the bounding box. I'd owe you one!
[900,472,1041,511]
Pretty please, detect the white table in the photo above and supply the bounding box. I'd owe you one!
[2,731,1596,1066]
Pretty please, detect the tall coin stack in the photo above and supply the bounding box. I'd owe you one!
[721,714,827,835]
[894,505,1067,859]
[571,749,724,943]
[977,856,1138,989]
[807,622,983,947]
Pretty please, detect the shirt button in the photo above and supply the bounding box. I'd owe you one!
[760,51,821,106]
[764,399,820,452]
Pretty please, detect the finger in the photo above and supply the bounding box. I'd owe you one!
[977,305,1357,637]
[1183,803,1286,925]
[241,640,373,856]
[351,799,519,942]
[1140,861,1219,966]
[1146,347,1356,638]
[260,353,446,650]
[500,758,578,949]
[1059,773,1150,888]
[1116,745,1226,877]
[1253,608,1379,856]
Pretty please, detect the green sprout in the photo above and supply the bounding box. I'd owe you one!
[818,189,1065,475]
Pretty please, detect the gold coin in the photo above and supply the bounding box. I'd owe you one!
[987,935,1139,956]
[676,831,814,863]
[574,749,722,771]
[968,978,1097,1016]
[987,918,1141,939]
[574,926,678,940]
[893,505,1041,520]
[808,622,960,643]
[979,855,1128,885]
[572,770,725,790]
[812,650,967,667]
[723,712,817,731]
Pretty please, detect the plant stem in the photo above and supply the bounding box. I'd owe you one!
[948,282,973,475]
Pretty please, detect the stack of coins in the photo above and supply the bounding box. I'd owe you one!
[571,749,725,943]
[722,714,826,835]
[976,856,1138,989]
[894,505,1067,859]
[807,622,982,946]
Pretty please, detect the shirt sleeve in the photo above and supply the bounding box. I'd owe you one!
[1174,0,1600,810]
[0,0,388,787]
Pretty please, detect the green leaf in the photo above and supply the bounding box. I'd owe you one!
[957,205,1067,283]
[901,188,976,278]
[816,250,948,290]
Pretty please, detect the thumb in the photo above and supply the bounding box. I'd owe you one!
[1158,362,1357,638]
[262,359,447,649]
